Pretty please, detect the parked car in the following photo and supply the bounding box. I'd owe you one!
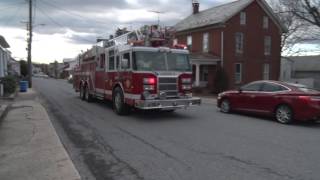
[33,73,49,79]
[217,80,320,124]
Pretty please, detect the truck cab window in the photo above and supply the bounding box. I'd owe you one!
[122,53,131,69]
[109,56,115,70]
[116,56,120,70]
[100,54,105,69]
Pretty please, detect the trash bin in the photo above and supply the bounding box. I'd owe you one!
[20,81,28,92]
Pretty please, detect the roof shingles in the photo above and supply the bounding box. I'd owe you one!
[174,0,286,33]
[175,0,253,32]
[0,35,10,48]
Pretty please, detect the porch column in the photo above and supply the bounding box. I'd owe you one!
[195,64,200,87]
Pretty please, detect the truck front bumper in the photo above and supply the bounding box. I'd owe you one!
[134,97,201,110]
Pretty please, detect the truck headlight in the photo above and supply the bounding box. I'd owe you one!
[144,85,155,91]
[182,84,192,90]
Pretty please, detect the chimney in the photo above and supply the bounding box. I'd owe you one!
[192,0,199,14]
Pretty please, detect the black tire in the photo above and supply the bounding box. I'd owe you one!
[275,105,293,124]
[80,85,85,100]
[85,85,93,102]
[162,109,176,113]
[220,99,231,113]
[113,87,130,115]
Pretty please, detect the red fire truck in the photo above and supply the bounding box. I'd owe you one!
[73,29,201,115]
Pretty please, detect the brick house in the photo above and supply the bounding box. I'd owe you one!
[174,0,287,91]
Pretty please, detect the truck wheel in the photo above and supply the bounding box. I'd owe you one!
[85,86,93,102]
[163,109,176,113]
[113,87,130,115]
[80,85,85,100]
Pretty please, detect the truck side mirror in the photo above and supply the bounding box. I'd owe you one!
[121,58,129,69]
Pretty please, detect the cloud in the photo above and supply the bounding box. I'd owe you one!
[5,0,317,63]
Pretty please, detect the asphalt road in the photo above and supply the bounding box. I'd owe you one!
[33,78,320,180]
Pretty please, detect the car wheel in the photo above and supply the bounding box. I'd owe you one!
[275,105,293,124]
[220,99,231,113]
[113,87,130,115]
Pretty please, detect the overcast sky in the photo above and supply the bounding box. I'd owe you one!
[0,0,319,63]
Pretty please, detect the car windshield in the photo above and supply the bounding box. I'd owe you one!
[133,51,191,72]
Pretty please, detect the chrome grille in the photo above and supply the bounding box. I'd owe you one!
[158,77,178,97]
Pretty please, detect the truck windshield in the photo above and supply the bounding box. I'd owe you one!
[133,52,166,71]
[133,51,191,72]
[167,53,191,72]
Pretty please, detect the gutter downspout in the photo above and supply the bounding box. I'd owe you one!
[221,31,224,67]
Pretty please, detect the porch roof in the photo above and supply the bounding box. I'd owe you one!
[190,53,221,65]
[0,35,10,48]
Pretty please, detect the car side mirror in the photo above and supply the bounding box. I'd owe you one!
[121,58,129,69]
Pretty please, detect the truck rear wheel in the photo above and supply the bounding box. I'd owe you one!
[113,87,130,115]
[85,85,93,102]
[80,85,85,100]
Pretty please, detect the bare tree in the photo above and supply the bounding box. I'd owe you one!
[268,0,320,56]
[283,0,320,28]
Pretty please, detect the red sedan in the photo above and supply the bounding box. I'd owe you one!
[217,81,320,124]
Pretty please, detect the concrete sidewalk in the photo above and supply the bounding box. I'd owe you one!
[0,93,80,180]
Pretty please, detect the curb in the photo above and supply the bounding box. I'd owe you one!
[0,104,9,122]
[0,90,18,101]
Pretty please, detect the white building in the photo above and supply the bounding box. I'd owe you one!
[281,56,320,89]
[8,58,20,76]
[280,57,294,82]
[0,35,11,96]
[0,35,10,78]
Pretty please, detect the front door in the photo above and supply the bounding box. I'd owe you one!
[237,82,264,111]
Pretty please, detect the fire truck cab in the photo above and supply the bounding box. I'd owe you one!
[73,30,201,115]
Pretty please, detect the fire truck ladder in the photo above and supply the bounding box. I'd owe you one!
[108,30,144,47]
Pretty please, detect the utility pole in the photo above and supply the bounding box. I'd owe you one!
[27,0,33,88]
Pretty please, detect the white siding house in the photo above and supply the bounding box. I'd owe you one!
[281,56,320,89]
[0,35,11,96]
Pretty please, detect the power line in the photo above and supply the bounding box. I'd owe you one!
[35,5,95,43]
[37,0,112,26]
[0,2,26,12]
[37,0,142,39]
[33,0,37,25]
[4,4,24,25]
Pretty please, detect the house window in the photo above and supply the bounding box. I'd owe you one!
[235,63,242,84]
[263,64,270,80]
[240,12,246,25]
[203,33,209,53]
[187,35,192,50]
[235,32,244,54]
[264,36,271,55]
[263,16,269,29]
